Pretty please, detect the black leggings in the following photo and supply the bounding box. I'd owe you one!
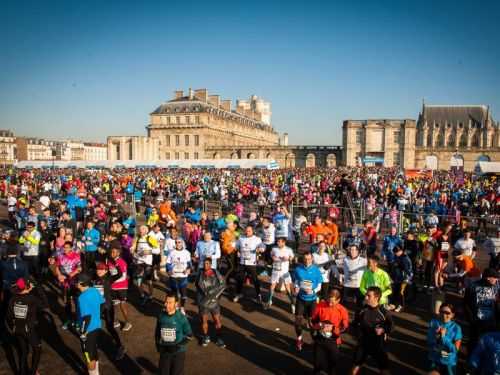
[159,350,185,375]
[14,333,42,375]
[103,307,122,347]
[314,339,339,375]
[236,265,261,296]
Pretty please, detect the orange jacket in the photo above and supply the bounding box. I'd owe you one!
[220,229,237,255]
[159,202,177,223]
[311,301,349,344]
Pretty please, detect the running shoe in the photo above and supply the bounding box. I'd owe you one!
[115,346,126,360]
[61,320,72,330]
[232,294,243,303]
[215,338,226,348]
[114,321,121,329]
[202,335,210,347]
[394,305,403,313]
[122,322,132,332]
[295,337,303,352]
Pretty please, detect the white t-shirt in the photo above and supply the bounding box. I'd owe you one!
[343,256,367,288]
[195,240,221,269]
[7,196,17,212]
[455,238,476,258]
[135,236,154,265]
[236,235,263,266]
[166,249,192,278]
[313,252,331,283]
[164,237,176,255]
[271,246,294,273]
[39,195,51,210]
[262,224,276,245]
[148,231,165,255]
[22,230,41,257]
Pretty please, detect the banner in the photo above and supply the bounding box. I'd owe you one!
[404,169,433,179]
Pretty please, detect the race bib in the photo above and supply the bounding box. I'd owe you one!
[109,267,118,276]
[243,251,252,260]
[273,261,282,271]
[161,327,176,343]
[300,280,313,292]
[13,303,28,319]
[441,242,449,251]
[173,262,185,273]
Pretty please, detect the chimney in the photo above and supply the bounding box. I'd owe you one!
[194,88,208,102]
[221,100,232,112]
[174,90,183,99]
[208,95,220,107]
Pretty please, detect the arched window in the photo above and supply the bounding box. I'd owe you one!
[459,133,468,148]
[447,132,455,148]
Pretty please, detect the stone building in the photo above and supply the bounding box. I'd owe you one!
[414,104,500,171]
[342,119,416,168]
[16,137,57,161]
[107,136,159,161]
[145,88,280,160]
[83,143,107,161]
[0,130,17,164]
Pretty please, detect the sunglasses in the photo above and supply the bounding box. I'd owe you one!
[440,310,452,315]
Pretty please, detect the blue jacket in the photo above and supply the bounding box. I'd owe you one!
[1,257,29,291]
[427,319,462,367]
[83,228,100,252]
[469,331,500,375]
[294,264,323,302]
[381,235,403,264]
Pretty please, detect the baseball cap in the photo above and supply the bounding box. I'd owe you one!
[96,262,107,271]
[15,278,27,291]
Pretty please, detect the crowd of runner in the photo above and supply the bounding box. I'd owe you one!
[1,166,500,375]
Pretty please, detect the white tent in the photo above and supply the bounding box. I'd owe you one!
[474,161,500,175]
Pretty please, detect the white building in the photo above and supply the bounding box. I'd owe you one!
[0,130,17,164]
[84,143,107,161]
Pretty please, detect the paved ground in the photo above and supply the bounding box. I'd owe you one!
[0,203,487,375]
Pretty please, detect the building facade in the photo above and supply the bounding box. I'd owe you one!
[147,89,280,161]
[414,105,500,171]
[0,130,17,164]
[107,136,159,161]
[16,137,57,161]
[83,143,107,161]
[343,119,416,168]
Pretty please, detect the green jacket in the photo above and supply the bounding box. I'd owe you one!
[359,268,392,305]
[155,310,192,353]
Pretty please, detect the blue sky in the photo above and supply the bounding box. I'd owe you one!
[1,0,499,145]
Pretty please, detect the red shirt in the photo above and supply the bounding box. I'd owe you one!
[311,301,349,344]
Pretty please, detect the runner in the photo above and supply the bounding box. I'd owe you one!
[6,278,46,375]
[155,291,193,375]
[108,242,132,332]
[311,288,349,375]
[351,286,393,375]
[148,223,166,281]
[76,273,104,375]
[52,241,81,329]
[264,237,295,312]
[233,226,265,303]
[131,225,157,305]
[195,257,226,348]
[293,251,323,351]
[93,262,126,360]
[166,239,192,315]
